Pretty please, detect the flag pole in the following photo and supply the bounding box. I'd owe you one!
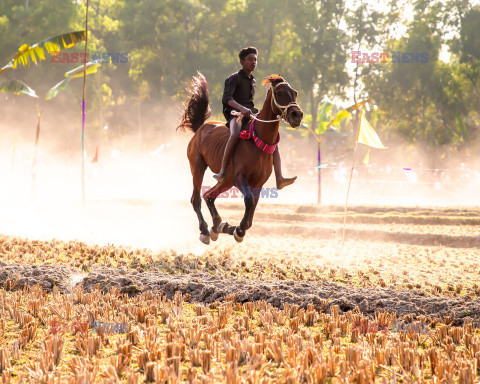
[317,142,321,204]
[31,102,42,201]
[301,123,323,204]
[342,110,363,242]
[10,133,17,200]
[81,0,89,206]
[11,133,17,174]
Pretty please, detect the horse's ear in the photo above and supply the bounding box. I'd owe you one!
[262,74,285,87]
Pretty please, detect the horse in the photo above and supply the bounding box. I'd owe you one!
[177,73,303,244]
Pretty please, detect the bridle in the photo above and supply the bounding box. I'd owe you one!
[231,81,300,124]
[270,81,300,123]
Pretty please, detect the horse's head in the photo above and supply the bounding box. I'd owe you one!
[262,75,304,128]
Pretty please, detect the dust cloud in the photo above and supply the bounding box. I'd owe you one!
[0,95,479,252]
[313,131,480,207]
[0,96,204,253]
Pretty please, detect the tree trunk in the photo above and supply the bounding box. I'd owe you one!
[263,14,277,90]
[465,69,480,110]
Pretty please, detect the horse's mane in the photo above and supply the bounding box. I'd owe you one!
[261,74,285,87]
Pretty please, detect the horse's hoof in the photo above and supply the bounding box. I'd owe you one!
[218,222,227,233]
[210,230,219,241]
[233,227,244,243]
[199,234,210,245]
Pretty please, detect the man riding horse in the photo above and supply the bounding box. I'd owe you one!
[177,48,303,244]
[215,47,297,190]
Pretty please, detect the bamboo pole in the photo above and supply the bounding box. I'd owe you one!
[31,102,42,200]
[300,123,323,204]
[317,142,321,204]
[302,123,323,145]
[97,70,102,135]
[342,110,363,241]
[138,98,143,150]
[81,0,89,205]
[11,133,17,175]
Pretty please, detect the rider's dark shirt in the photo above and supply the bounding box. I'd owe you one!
[222,69,256,121]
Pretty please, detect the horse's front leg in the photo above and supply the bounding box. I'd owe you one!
[246,197,260,229]
[233,175,257,242]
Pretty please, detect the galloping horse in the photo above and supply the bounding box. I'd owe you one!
[177,73,303,244]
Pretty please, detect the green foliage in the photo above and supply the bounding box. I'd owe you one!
[363,2,480,147]
[0,79,37,98]
[316,100,334,135]
[0,30,86,74]
[46,62,100,101]
[0,0,477,148]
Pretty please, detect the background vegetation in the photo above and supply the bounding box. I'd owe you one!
[0,0,479,156]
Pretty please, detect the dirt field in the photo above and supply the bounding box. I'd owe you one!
[1,203,480,382]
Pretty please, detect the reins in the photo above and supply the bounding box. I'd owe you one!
[231,110,280,123]
[229,81,300,153]
[231,81,299,124]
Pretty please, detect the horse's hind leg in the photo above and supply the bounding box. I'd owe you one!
[189,155,210,244]
[204,181,232,241]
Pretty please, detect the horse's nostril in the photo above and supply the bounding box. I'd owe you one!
[292,111,298,118]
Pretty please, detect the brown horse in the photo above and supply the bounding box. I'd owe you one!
[177,73,303,244]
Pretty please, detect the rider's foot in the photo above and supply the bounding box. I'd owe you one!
[213,171,226,182]
[276,176,297,190]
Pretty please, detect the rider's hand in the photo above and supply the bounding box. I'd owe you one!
[241,107,252,117]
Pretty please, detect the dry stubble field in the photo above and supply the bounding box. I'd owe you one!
[1,203,480,383]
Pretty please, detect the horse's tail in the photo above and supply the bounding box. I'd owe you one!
[177,72,211,133]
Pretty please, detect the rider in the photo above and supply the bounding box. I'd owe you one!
[214,46,297,190]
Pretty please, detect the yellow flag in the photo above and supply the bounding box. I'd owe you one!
[357,110,386,149]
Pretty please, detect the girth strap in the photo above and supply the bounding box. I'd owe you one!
[239,119,280,155]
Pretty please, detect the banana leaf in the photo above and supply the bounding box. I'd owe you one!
[46,62,100,101]
[326,99,371,128]
[0,31,86,75]
[46,78,72,101]
[318,100,333,122]
[0,79,37,98]
[316,100,333,135]
[66,61,100,78]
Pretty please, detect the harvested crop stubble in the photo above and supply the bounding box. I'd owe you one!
[1,205,480,381]
[0,285,480,383]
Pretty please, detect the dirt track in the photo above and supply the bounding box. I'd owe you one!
[1,203,480,325]
[0,262,479,325]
